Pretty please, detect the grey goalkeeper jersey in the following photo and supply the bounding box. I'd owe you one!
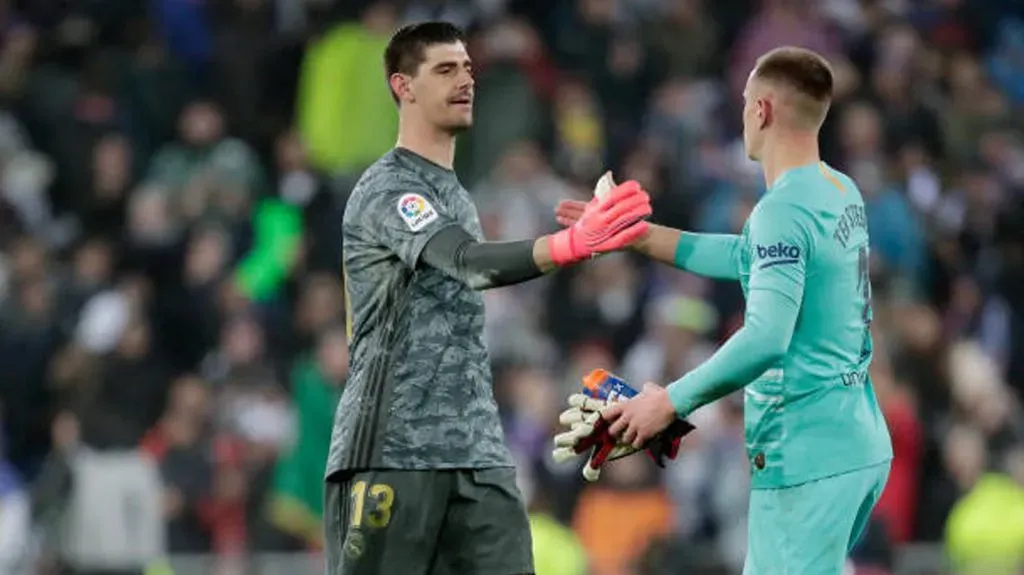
[326,147,514,476]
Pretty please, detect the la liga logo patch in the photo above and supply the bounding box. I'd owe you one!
[397,193,439,231]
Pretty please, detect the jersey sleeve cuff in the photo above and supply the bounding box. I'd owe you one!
[404,222,460,269]
[667,378,696,418]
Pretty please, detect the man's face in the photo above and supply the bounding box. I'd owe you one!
[403,42,475,133]
[741,73,768,161]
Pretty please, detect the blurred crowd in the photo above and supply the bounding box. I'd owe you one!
[1,0,1024,574]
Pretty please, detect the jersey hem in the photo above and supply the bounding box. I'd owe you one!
[749,456,892,491]
[325,462,516,481]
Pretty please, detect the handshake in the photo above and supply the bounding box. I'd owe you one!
[546,172,652,267]
[552,369,696,481]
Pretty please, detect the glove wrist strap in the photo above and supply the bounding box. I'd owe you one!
[548,227,587,266]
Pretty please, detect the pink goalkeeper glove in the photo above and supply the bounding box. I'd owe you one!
[547,180,651,266]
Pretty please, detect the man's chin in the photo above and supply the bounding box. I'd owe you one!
[444,119,472,135]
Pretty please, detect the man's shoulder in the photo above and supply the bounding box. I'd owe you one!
[351,152,425,196]
[763,171,863,220]
[774,166,864,205]
[346,152,432,218]
[752,190,810,220]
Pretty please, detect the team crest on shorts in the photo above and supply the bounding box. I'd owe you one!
[397,193,439,231]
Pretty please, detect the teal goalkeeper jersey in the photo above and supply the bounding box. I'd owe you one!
[668,162,893,489]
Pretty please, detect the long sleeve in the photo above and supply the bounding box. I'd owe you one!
[674,233,744,280]
[360,179,545,291]
[419,225,542,290]
[668,200,816,416]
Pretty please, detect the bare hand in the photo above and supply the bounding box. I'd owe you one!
[602,383,678,449]
[554,199,587,227]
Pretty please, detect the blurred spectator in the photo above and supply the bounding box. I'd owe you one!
[146,99,264,206]
[475,140,571,240]
[528,486,588,575]
[945,442,1024,575]
[621,294,717,386]
[550,76,606,181]
[296,1,398,180]
[79,133,132,237]
[871,357,925,545]
[664,393,748,573]
[457,17,556,185]
[141,375,215,553]
[729,0,845,103]
[266,325,345,548]
[0,418,30,574]
[572,456,674,575]
[644,0,720,80]
[986,18,1024,106]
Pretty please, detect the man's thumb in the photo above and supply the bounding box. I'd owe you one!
[595,171,615,199]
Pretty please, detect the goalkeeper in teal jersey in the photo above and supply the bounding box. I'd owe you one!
[582,47,894,574]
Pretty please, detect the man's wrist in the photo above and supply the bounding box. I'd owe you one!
[533,236,557,272]
[630,226,654,253]
[544,227,587,267]
[666,379,694,418]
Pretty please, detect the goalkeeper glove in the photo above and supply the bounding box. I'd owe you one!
[546,179,651,266]
[553,171,614,228]
[551,370,695,481]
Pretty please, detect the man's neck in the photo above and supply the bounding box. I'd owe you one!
[395,116,456,170]
[761,130,821,189]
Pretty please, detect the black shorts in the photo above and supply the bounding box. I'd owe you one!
[323,468,534,575]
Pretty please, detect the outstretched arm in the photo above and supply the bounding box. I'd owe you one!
[419,226,554,290]
[667,200,816,416]
[556,201,743,280]
[634,224,744,280]
[400,181,650,291]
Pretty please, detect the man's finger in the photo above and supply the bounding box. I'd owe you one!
[593,194,650,228]
[608,413,628,437]
[599,192,651,222]
[632,431,647,449]
[555,200,586,220]
[600,180,641,204]
[622,425,637,446]
[601,401,625,421]
[604,221,650,249]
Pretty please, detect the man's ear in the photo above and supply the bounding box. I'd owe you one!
[389,73,413,103]
[758,97,772,130]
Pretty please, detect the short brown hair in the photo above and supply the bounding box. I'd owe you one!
[384,21,465,104]
[753,47,834,126]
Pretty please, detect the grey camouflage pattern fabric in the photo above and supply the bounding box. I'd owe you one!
[326,148,514,476]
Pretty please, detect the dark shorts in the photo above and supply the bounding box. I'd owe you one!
[324,468,534,575]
